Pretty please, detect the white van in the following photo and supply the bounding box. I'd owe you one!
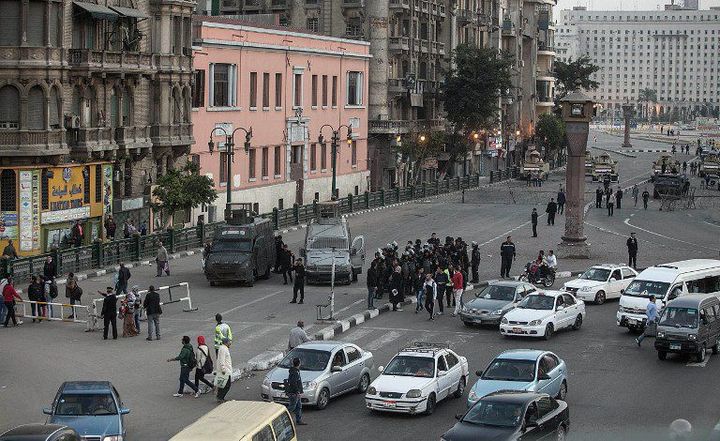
[617,259,720,331]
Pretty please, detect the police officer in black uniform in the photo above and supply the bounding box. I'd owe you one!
[500,236,516,279]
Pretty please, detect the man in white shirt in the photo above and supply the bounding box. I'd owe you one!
[545,250,557,270]
[288,320,311,350]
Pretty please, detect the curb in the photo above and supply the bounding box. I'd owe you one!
[590,145,637,159]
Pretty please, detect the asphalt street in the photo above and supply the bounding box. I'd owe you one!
[0,130,719,440]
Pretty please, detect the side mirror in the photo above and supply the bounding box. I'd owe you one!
[299,248,306,257]
[120,407,131,415]
[378,365,384,373]
[475,370,483,377]
[438,370,447,377]
[538,373,551,381]
[42,408,52,415]
[609,278,617,282]
[331,366,343,373]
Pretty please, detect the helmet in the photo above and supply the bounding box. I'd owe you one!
[471,241,478,246]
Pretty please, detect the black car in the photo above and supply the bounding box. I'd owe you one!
[0,424,80,441]
[441,391,570,441]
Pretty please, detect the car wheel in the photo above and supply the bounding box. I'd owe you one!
[453,377,466,399]
[543,273,555,287]
[316,388,330,410]
[696,345,706,363]
[556,380,568,400]
[594,291,606,305]
[424,393,436,415]
[543,323,554,340]
[712,337,720,355]
[357,373,370,394]
[556,424,567,441]
[658,351,667,361]
[572,314,583,330]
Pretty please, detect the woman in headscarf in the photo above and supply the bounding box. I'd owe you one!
[120,296,138,337]
[195,336,214,394]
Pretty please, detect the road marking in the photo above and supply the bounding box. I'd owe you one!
[364,330,404,351]
[340,327,375,343]
[334,299,366,316]
[686,353,711,368]
[704,221,720,229]
[212,290,286,319]
[242,323,287,344]
[623,218,719,252]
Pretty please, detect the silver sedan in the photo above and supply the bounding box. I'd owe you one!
[260,341,374,409]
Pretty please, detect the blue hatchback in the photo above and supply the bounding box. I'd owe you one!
[43,381,129,441]
[467,349,567,408]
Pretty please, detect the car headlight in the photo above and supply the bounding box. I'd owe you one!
[262,376,271,387]
[491,309,504,315]
[689,334,697,341]
[302,381,317,390]
[103,436,123,441]
[580,286,593,292]
[501,317,509,324]
[657,331,665,338]
[406,389,422,399]
[367,386,376,395]
[529,319,542,326]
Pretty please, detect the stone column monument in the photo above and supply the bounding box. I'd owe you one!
[622,102,634,148]
[556,90,594,259]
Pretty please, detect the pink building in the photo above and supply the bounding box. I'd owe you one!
[191,17,370,222]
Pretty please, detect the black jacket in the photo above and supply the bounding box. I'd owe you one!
[101,293,117,316]
[28,282,44,301]
[531,212,538,225]
[545,202,557,215]
[43,261,56,280]
[285,366,303,394]
[627,237,638,254]
[500,241,516,259]
[293,264,305,285]
[118,267,131,284]
[143,290,163,315]
[557,192,566,204]
[471,248,481,265]
[366,266,378,288]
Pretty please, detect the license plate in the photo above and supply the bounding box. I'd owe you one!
[670,344,681,350]
[628,319,638,326]
[513,327,523,334]
[383,401,396,408]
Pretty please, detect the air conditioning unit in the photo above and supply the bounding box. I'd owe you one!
[64,114,81,129]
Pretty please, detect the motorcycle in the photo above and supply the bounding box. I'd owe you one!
[519,262,556,287]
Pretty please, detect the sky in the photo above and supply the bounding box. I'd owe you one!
[556,0,720,11]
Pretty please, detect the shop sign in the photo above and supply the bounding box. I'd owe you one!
[48,166,85,212]
[31,171,41,250]
[0,212,17,240]
[41,206,90,225]
[19,170,33,251]
[103,164,113,215]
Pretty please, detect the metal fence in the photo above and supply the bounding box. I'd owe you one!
[1,172,515,280]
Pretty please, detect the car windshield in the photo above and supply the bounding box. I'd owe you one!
[210,239,252,253]
[278,349,331,372]
[624,280,670,299]
[55,393,117,416]
[517,295,554,310]
[580,268,611,282]
[383,356,435,378]
[482,359,536,382]
[479,285,516,301]
[659,307,699,329]
[463,400,524,427]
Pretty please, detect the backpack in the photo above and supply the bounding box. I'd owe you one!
[187,349,197,369]
[200,347,213,373]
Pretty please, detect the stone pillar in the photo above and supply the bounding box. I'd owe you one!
[622,102,634,148]
[367,0,389,120]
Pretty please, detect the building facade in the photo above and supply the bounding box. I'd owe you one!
[556,6,720,121]
[191,18,370,221]
[0,0,194,255]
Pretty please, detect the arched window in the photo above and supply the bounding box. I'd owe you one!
[0,1,21,46]
[0,169,17,212]
[27,86,46,130]
[49,87,61,129]
[0,86,20,128]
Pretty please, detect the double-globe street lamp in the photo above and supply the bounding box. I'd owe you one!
[317,124,353,200]
[208,126,253,220]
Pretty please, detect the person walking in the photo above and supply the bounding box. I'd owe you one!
[285,358,307,426]
[626,232,638,269]
[389,265,404,312]
[366,260,378,310]
[120,296,138,338]
[470,242,480,283]
[195,336,215,394]
[99,286,118,340]
[156,241,169,277]
[143,285,162,341]
[290,258,305,304]
[635,295,659,347]
[642,188,650,210]
[443,265,453,309]
[117,262,131,295]
[557,187,566,215]
[616,187,624,209]
[500,236,516,279]
[27,275,44,323]
[595,187,603,209]
[128,286,141,332]
[607,192,616,216]
[2,277,22,327]
[65,273,82,320]
[288,320,311,350]
[215,337,233,402]
[104,215,117,240]
[451,265,464,317]
[423,272,437,320]
[433,267,446,315]
[531,208,538,237]
[545,198,557,226]
[413,267,424,313]
[213,313,233,356]
[632,184,639,207]
[167,335,200,398]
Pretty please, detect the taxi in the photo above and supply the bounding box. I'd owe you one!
[500,291,585,340]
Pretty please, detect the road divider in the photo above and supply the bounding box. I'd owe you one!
[17,300,89,324]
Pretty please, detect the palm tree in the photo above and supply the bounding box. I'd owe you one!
[638,88,658,122]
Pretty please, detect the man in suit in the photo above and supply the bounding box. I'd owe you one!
[99,287,117,340]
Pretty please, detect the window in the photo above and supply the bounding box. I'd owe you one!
[0,0,21,46]
[351,140,357,166]
[211,63,235,107]
[83,166,90,204]
[539,354,559,375]
[249,72,257,108]
[249,149,256,179]
[332,75,338,107]
[321,143,327,169]
[310,143,317,170]
[271,412,295,441]
[306,16,319,32]
[322,75,328,106]
[293,72,303,107]
[311,75,318,107]
[261,147,268,178]
[537,397,559,418]
[251,425,274,441]
[219,152,228,185]
[345,346,361,363]
[611,269,621,281]
[346,71,363,106]
[445,352,459,368]
[275,73,282,108]
[622,268,636,279]
[27,1,45,46]
[331,350,347,367]
[192,70,205,108]
[262,73,270,108]
[0,86,20,128]
[27,86,45,130]
[94,164,102,203]
[0,169,16,211]
[274,146,281,176]
[437,355,448,371]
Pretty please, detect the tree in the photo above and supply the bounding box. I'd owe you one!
[638,88,657,121]
[554,55,600,98]
[395,131,445,184]
[152,161,217,227]
[535,113,566,161]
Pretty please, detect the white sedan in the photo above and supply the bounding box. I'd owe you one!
[365,344,469,415]
[500,291,585,339]
[563,264,638,304]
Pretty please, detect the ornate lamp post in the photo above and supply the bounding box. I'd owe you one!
[557,90,594,259]
[207,126,253,221]
[622,102,635,148]
[318,124,353,200]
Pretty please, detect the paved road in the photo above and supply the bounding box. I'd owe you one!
[0,130,718,439]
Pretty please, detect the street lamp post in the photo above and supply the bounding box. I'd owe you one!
[207,126,253,221]
[318,124,353,200]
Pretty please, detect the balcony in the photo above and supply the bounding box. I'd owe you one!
[153,53,193,73]
[456,8,476,25]
[537,43,556,55]
[431,41,445,55]
[67,127,116,152]
[150,123,193,147]
[369,118,445,135]
[68,49,153,74]
[388,78,406,94]
[342,0,361,6]
[115,126,152,151]
[0,129,67,157]
[389,36,410,52]
[0,47,65,69]
[389,0,410,9]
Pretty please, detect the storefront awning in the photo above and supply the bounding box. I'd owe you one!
[73,1,119,21]
[109,5,147,19]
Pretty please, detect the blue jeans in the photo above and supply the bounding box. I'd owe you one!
[415,289,424,312]
[134,310,141,332]
[178,366,198,394]
[287,393,303,423]
[367,287,375,309]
